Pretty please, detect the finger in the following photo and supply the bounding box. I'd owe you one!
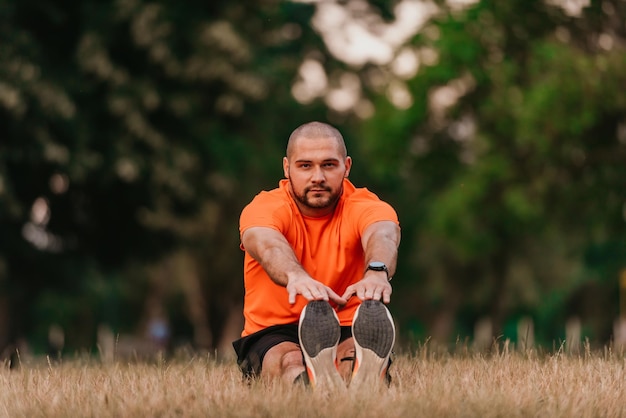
[382,286,392,304]
[340,286,355,301]
[313,288,329,301]
[328,290,347,306]
[302,289,315,301]
[372,284,389,301]
[288,288,296,305]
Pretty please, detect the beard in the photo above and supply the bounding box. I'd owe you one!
[289,179,342,210]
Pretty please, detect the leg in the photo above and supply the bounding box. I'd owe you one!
[261,341,305,384]
[336,337,355,382]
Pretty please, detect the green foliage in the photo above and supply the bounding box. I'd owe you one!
[362,0,626,344]
[0,0,325,351]
[1,0,625,353]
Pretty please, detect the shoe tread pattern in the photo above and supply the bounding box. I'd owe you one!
[352,300,394,358]
[299,300,341,357]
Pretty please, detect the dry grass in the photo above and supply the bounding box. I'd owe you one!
[1,347,625,418]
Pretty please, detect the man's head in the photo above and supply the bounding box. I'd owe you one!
[283,122,352,217]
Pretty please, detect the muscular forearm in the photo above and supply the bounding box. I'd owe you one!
[241,226,347,305]
[242,227,309,287]
[253,244,307,287]
[341,221,400,303]
[362,221,400,277]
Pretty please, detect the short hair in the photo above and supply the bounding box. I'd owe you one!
[286,121,347,159]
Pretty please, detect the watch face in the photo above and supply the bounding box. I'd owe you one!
[369,261,386,270]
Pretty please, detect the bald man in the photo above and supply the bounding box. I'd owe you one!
[233,122,400,389]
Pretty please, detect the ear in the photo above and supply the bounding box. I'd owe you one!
[283,157,289,178]
[344,156,352,177]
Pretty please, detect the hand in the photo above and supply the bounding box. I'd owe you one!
[341,272,391,303]
[286,275,348,306]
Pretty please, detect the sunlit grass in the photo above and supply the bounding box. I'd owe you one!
[1,346,625,417]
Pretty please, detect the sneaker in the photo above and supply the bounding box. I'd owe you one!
[298,300,345,389]
[350,300,395,388]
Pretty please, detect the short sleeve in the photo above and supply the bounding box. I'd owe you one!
[239,190,291,238]
[345,188,399,234]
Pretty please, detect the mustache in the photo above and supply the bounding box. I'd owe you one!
[305,185,332,193]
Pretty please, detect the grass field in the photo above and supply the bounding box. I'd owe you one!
[1,346,625,418]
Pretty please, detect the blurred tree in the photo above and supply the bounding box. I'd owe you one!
[356,0,626,345]
[1,0,625,356]
[0,0,333,354]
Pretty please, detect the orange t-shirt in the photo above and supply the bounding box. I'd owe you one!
[239,178,399,336]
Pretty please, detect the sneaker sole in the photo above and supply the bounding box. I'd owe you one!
[298,300,345,389]
[351,300,395,388]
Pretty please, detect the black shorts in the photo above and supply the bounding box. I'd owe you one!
[232,323,353,378]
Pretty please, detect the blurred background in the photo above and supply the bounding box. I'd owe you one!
[1,0,625,361]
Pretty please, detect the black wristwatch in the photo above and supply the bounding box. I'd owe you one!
[366,261,391,281]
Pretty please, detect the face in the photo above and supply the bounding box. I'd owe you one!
[283,136,352,217]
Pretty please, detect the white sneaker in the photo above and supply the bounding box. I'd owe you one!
[350,300,395,388]
[298,300,345,389]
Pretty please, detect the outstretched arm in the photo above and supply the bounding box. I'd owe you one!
[241,226,348,305]
[341,220,400,304]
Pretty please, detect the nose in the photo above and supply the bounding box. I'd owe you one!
[311,166,325,183]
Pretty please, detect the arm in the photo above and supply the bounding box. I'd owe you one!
[241,226,347,305]
[341,220,400,304]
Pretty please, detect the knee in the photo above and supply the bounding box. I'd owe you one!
[280,350,304,372]
[261,342,304,381]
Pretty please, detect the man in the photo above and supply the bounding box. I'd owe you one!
[232,121,400,389]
